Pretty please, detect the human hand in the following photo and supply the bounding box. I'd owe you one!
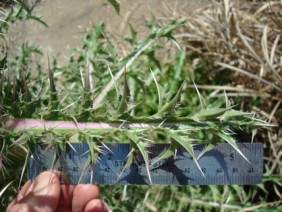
[7,171,110,212]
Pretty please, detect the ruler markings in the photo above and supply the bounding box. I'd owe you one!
[29,143,263,185]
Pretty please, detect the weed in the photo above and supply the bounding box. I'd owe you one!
[0,0,279,211]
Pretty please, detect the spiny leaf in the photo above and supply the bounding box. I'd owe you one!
[151,70,165,111]
[118,148,135,181]
[194,82,206,109]
[84,64,91,93]
[168,131,205,178]
[19,151,30,188]
[197,143,215,160]
[175,48,186,80]
[116,68,130,115]
[125,24,137,46]
[124,131,152,184]
[152,139,178,165]
[251,129,257,143]
[218,132,250,164]
[92,18,186,109]
[79,156,92,184]
[218,109,252,121]
[50,147,59,176]
[144,48,162,70]
[48,55,57,101]
[22,76,31,102]
[191,107,231,122]
[14,0,32,14]
[158,19,186,39]
[82,64,93,109]
[87,139,100,165]
[67,133,80,143]
[107,0,120,14]
[79,138,101,183]
[154,81,185,118]
[250,118,272,127]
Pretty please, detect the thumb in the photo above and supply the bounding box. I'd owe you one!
[7,171,61,212]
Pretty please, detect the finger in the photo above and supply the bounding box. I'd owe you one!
[6,180,32,210]
[58,184,76,207]
[72,184,101,212]
[54,205,73,212]
[85,199,109,212]
[7,171,61,212]
[18,180,33,198]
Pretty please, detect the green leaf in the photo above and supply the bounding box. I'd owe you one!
[14,0,31,14]
[22,77,31,103]
[116,69,130,115]
[124,24,137,46]
[144,48,162,70]
[68,133,80,143]
[79,156,92,184]
[48,55,57,101]
[84,64,91,93]
[12,77,17,101]
[154,81,185,118]
[19,151,30,187]
[218,110,251,121]
[175,48,186,80]
[197,144,215,160]
[193,82,206,109]
[168,131,205,178]
[87,139,100,164]
[191,107,231,122]
[218,132,250,163]
[28,14,48,27]
[124,131,152,184]
[151,70,165,111]
[118,148,135,180]
[82,64,93,109]
[79,137,101,183]
[153,139,178,165]
[107,0,120,14]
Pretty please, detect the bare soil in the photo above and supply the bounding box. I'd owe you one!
[9,0,209,67]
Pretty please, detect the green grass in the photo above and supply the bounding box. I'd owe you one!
[0,1,281,211]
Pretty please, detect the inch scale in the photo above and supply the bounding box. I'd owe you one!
[29,143,263,185]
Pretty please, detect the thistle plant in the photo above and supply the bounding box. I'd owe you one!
[0,1,274,210]
[0,39,269,185]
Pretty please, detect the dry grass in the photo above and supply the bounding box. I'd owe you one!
[180,1,281,91]
[177,0,282,199]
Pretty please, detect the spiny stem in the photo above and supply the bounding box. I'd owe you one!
[4,117,269,131]
[4,118,198,130]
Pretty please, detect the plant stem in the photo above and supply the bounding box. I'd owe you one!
[4,117,268,132]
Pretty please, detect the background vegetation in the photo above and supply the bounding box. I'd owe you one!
[0,0,281,211]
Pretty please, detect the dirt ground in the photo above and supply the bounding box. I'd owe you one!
[9,0,209,67]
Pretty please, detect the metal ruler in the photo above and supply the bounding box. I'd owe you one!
[29,143,263,185]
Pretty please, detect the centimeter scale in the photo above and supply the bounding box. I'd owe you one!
[29,143,263,185]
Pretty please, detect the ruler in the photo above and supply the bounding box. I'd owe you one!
[29,143,263,185]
